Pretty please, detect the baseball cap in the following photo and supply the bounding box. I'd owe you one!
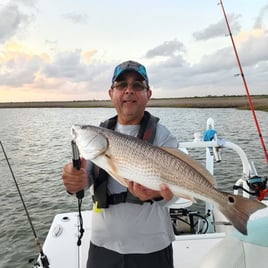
[112,60,149,87]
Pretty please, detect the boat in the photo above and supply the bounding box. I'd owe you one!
[34,118,268,268]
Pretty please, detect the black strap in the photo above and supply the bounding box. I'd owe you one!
[108,192,153,205]
[108,192,127,204]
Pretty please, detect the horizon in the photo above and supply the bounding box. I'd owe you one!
[1,94,267,104]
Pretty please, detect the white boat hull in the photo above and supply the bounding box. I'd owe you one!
[40,210,225,268]
[39,200,268,268]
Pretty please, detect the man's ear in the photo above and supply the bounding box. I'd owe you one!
[108,88,113,99]
[147,89,152,99]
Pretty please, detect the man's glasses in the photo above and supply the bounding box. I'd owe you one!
[112,81,148,91]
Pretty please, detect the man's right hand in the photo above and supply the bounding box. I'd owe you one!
[62,158,87,194]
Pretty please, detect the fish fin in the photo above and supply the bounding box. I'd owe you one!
[94,153,128,187]
[219,193,266,235]
[175,192,196,203]
[103,151,117,173]
[103,154,129,187]
[161,147,216,186]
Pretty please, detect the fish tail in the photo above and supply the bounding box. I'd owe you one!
[219,193,266,235]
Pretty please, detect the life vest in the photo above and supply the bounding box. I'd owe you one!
[92,111,159,208]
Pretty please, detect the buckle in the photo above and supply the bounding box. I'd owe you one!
[108,192,127,205]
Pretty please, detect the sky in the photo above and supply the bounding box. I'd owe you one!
[0,0,268,102]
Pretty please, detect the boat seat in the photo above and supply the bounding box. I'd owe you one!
[200,206,268,268]
[168,198,193,209]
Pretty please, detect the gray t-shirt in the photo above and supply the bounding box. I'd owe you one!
[90,122,178,254]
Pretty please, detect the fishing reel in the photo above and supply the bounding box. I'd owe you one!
[233,175,268,201]
[247,176,268,201]
[169,208,209,235]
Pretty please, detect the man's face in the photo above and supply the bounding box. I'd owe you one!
[109,71,152,124]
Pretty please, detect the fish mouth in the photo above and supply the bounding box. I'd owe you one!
[71,125,78,141]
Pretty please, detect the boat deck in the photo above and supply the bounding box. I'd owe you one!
[42,210,226,268]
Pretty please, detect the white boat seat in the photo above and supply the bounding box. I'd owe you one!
[200,206,268,268]
[168,198,193,209]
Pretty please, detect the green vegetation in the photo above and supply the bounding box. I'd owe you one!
[0,95,267,112]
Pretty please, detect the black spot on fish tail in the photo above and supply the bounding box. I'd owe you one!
[219,193,266,235]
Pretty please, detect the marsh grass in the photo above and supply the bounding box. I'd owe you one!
[0,95,267,111]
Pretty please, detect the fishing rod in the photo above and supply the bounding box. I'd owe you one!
[71,140,85,247]
[0,141,49,268]
[218,0,268,163]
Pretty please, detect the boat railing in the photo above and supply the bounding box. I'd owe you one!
[179,135,267,202]
[179,138,256,198]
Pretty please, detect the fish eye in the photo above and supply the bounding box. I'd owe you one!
[228,196,235,204]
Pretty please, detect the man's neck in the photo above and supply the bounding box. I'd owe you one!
[117,113,144,125]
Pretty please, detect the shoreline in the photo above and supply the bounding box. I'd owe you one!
[0,95,268,111]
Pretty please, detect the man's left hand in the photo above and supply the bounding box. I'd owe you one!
[127,181,173,201]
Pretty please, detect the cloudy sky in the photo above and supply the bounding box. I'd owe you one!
[0,0,267,102]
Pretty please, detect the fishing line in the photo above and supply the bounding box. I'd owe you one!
[0,141,49,268]
[219,0,268,164]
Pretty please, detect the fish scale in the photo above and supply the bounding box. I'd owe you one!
[107,131,213,196]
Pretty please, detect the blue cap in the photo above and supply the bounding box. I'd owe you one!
[112,60,149,87]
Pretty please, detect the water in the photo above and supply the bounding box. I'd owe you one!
[0,107,267,267]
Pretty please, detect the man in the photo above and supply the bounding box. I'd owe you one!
[62,60,178,268]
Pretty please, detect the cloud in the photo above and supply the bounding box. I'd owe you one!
[82,50,98,63]
[0,3,32,42]
[0,50,43,87]
[0,45,113,101]
[42,50,99,82]
[254,4,268,29]
[143,21,268,97]
[144,36,235,91]
[145,39,186,58]
[193,14,241,40]
[9,0,38,7]
[238,30,268,66]
[62,12,88,24]
[0,42,112,98]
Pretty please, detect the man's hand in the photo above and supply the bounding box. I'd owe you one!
[62,158,87,194]
[127,181,173,201]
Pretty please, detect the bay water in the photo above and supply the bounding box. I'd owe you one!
[0,107,267,267]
